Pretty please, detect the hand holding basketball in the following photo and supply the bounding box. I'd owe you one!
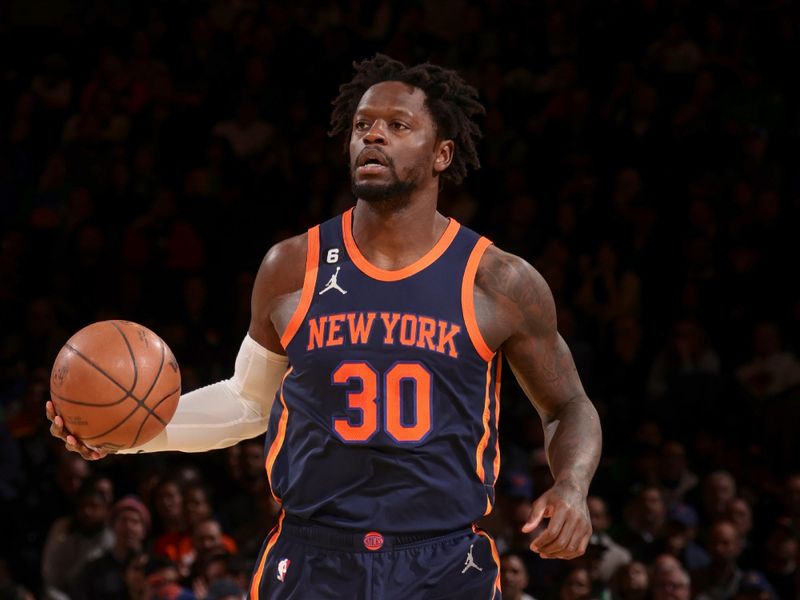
[48,320,181,456]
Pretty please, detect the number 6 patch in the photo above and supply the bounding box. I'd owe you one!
[326,248,340,264]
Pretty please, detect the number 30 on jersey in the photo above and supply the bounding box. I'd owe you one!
[331,361,432,443]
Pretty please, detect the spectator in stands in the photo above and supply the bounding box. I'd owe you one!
[558,565,593,600]
[733,570,777,600]
[142,556,195,600]
[661,503,710,571]
[151,477,186,561]
[698,471,738,526]
[646,318,721,404]
[725,497,755,568]
[692,520,744,600]
[70,495,151,600]
[500,552,537,600]
[609,560,650,600]
[586,495,631,583]
[190,518,236,568]
[758,518,797,599]
[156,483,236,577]
[651,565,691,600]
[40,481,113,599]
[618,486,666,563]
[657,441,698,508]
[574,240,641,332]
[651,553,683,584]
[735,320,800,399]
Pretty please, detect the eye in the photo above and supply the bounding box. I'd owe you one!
[390,121,409,130]
[354,120,370,131]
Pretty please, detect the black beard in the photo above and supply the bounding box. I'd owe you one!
[350,159,423,209]
[351,178,417,206]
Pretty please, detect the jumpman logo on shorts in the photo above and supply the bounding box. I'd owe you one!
[461,544,483,573]
[319,266,348,295]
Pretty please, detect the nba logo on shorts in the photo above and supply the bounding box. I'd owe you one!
[277,558,291,582]
[363,531,384,551]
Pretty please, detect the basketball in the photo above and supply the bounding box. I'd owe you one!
[50,320,181,452]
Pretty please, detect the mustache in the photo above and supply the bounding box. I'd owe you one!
[353,149,394,170]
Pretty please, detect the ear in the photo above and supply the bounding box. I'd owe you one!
[433,139,454,174]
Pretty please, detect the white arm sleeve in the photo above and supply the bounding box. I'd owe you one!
[118,334,288,453]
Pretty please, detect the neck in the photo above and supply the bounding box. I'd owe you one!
[351,196,449,270]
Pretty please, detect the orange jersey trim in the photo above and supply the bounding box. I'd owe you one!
[342,207,461,282]
[492,353,502,485]
[475,361,493,515]
[280,226,320,349]
[265,368,293,504]
[249,510,285,600]
[461,237,494,362]
[473,524,502,597]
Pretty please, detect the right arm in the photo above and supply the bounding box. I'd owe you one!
[46,233,308,458]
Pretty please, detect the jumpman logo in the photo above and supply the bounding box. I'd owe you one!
[319,266,347,295]
[461,544,483,573]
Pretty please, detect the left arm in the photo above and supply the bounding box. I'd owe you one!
[475,246,602,559]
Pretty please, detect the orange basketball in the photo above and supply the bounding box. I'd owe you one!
[50,320,181,452]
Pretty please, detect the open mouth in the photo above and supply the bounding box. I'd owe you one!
[356,149,390,172]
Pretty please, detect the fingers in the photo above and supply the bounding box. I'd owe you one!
[46,403,105,460]
[65,435,105,461]
[521,496,550,533]
[46,400,56,422]
[531,505,567,554]
[533,509,592,560]
[526,487,593,559]
[49,413,68,441]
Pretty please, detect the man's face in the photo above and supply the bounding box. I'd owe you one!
[155,482,183,521]
[708,522,742,564]
[640,488,666,525]
[653,569,691,600]
[113,510,146,551]
[184,487,211,526]
[193,520,225,554]
[349,81,447,204]
[703,473,736,515]
[500,555,529,596]
[77,494,110,533]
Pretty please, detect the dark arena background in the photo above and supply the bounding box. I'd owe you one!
[1,1,799,599]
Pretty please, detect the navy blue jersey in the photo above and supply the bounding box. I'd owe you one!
[264,208,502,534]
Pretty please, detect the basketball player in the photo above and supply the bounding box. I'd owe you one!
[47,55,602,599]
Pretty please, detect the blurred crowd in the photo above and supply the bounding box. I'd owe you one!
[1,0,799,598]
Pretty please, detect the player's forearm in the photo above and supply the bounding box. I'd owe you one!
[117,380,271,453]
[542,395,602,496]
[118,335,288,454]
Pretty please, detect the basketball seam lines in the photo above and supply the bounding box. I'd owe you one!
[64,342,167,428]
[71,387,180,442]
[62,322,171,437]
[110,322,170,445]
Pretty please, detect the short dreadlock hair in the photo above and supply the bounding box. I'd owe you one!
[330,54,485,186]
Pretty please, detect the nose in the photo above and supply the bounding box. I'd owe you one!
[364,120,387,145]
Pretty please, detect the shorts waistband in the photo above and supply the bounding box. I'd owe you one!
[280,514,473,552]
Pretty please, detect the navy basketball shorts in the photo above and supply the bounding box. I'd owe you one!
[248,513,502,600]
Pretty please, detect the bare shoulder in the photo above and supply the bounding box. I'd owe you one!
[253,232,309,300]
[249,232,309,351]
[474,244,557,347]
